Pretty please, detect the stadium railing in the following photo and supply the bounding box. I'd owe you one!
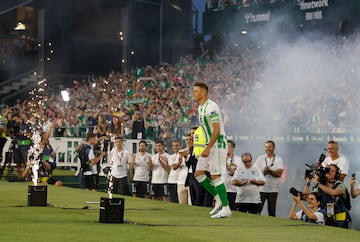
[0,137,155,175]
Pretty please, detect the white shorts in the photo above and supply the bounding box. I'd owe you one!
[196,145,227,175]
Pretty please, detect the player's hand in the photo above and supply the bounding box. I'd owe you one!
[200,146,210,158]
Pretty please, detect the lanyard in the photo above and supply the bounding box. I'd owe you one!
[116,150,124,165]
[265,155,275,167]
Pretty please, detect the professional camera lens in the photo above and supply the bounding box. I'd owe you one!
[289,187,300,197]
[289,187,305,199]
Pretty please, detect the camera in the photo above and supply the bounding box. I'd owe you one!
[305,166,330,184]
[304,150,328,184]
[289,187,305,200]
[305,166,330,179]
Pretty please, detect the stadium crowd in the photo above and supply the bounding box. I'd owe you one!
[3,33,360,142]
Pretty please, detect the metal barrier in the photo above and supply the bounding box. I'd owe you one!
[0,137,155,173]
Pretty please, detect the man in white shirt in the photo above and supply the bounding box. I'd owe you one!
[109,136,132,195]
[150,140,170,201]
[167,140,181,203]
[232,152,265,214]
[321,140,349,181]
[254,140,284,217]
[129,140,152,198]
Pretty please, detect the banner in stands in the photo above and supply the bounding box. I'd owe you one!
[203,0,360,35]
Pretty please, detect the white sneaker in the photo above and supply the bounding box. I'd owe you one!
[209,203,222,215]
[210,206,232,218]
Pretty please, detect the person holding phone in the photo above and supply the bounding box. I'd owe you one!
[350,173,360,198]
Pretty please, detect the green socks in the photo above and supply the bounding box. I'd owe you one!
[213,177,229,207]
[196,174,229,207]
[196,174,217,197]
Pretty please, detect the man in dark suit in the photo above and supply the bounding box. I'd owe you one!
[182,131,213,207]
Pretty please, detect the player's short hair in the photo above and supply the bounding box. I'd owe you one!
[194,82,208,92]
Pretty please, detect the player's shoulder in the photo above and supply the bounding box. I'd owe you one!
[205,99,218,108]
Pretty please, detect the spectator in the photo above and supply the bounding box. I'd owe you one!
[254,140,284,217]
[130,111,146,140]
[149,140,170,201]
[321,140,349,181]
[158,122,175,153]
[129,140,152,198]
[167,140,182,203]
[231,152,265,214]
[108,136,131,195]
[350,174,360,198]
[107,116,124,137]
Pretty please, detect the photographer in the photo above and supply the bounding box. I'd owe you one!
[307,164,350,228]
[80,132,106,191]
[10,113,31,179]
[289,191,325,225]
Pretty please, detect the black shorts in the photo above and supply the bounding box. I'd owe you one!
[133,181,149,198]
[152,184,167,198]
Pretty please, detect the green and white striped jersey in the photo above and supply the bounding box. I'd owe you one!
[198,99,227,149]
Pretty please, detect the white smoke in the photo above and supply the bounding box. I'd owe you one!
[221,9,360,229]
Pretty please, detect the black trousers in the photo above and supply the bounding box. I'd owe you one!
[187,173,213,207]
[112,177,130,195]
[260,192,278,217]
[167,183,178,203]
[227,192,237,211]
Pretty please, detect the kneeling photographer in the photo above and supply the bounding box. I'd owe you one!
[289,191,325,225]
[305,164,351,228]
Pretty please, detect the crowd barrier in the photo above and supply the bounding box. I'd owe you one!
[3,132,360,173]
[0,137,155,174]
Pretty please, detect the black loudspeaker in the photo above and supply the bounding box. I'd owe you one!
[28,185,47,206]
[99,197,125,223]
